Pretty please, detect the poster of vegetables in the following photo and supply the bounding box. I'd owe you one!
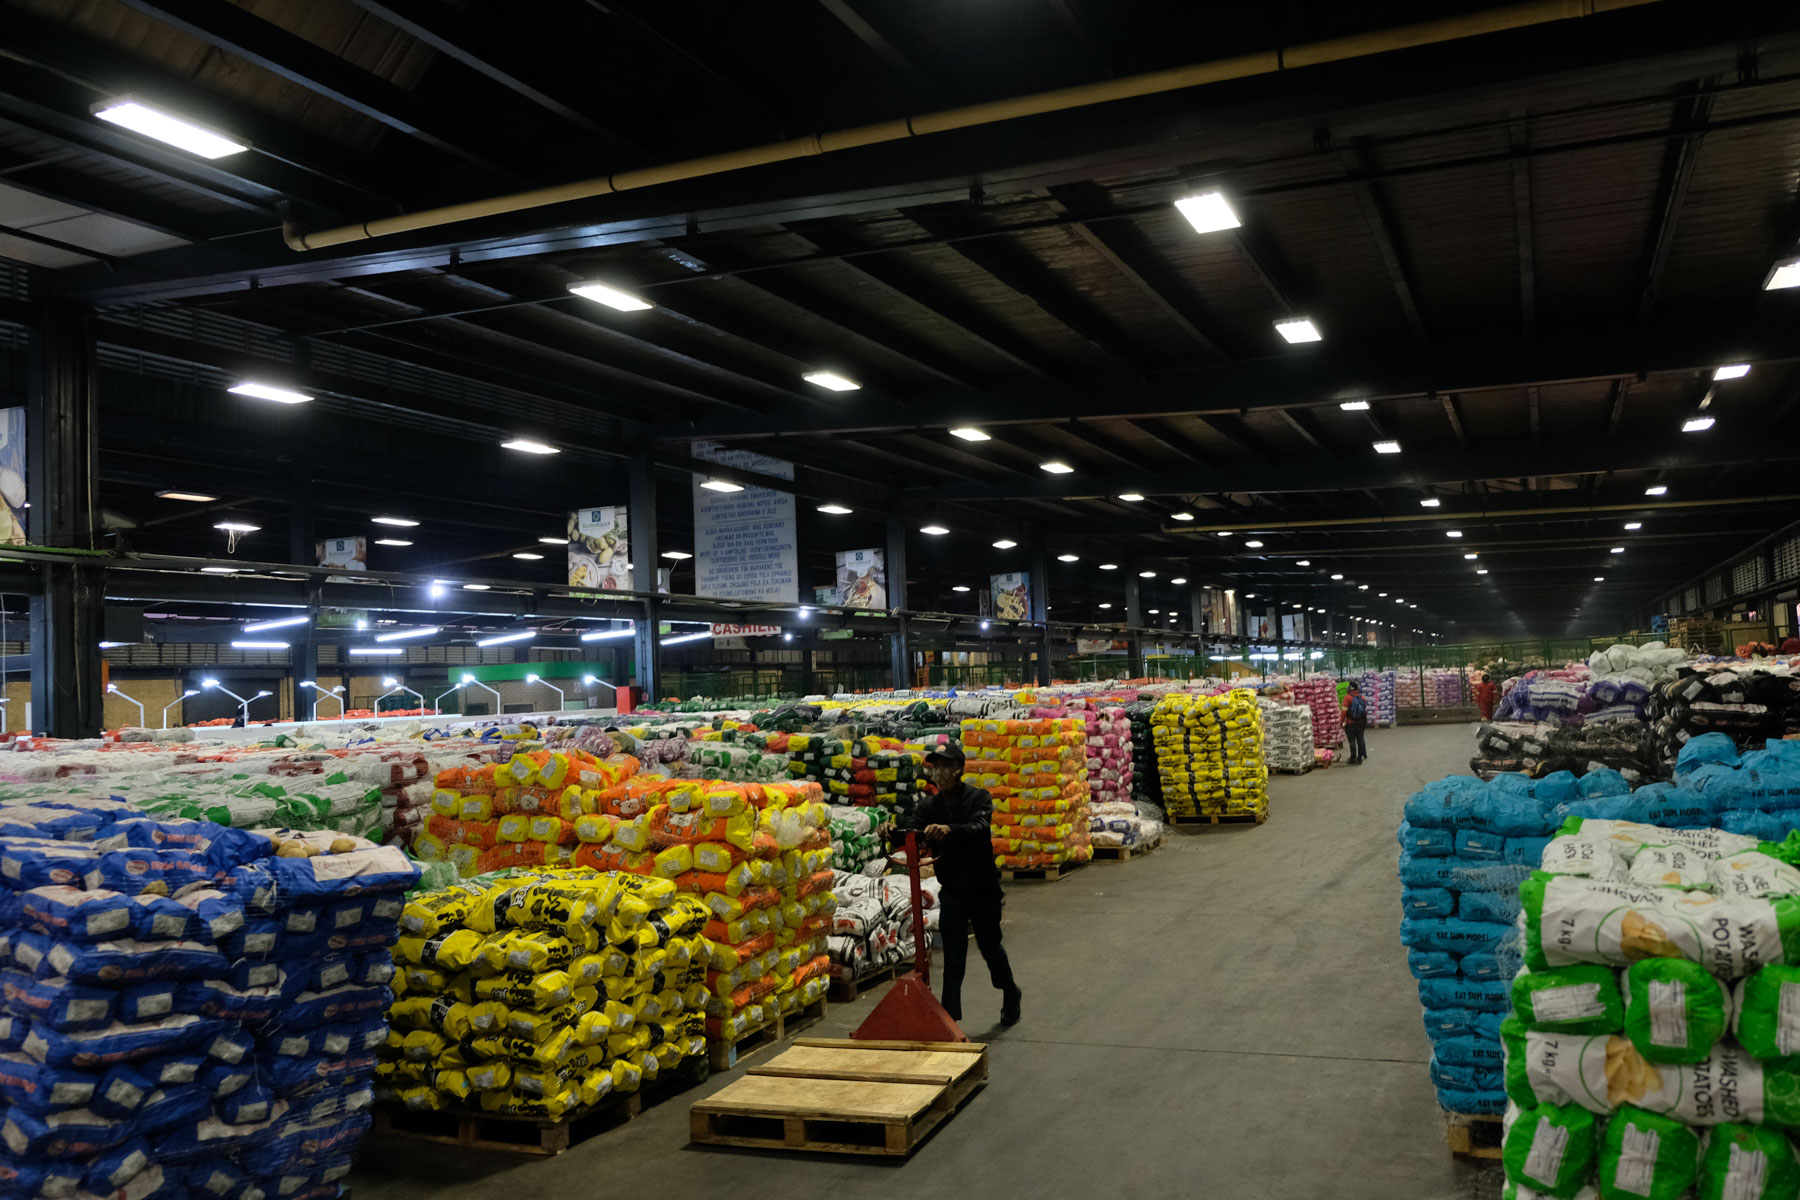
[566,506,633,590]
[834,548,886,609]
[0,408,23,546]
[989,572,1030,620]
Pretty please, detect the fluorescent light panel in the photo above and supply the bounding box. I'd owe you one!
[1172,191,1241,234]
[476,631,535,647]
[1767,259,1800,291]
[371,516,418,527]
[213,521,259,532]
[228,382,311,405]
[1373,440,1402,454]
[1275,318,1322,344]
[802,371,860,392]
[700,480,743,493]
[243,615,309,633]
[581,628,635,642]
[94,99,246,158]
[157,490,217,502]
[348,647,403,656]
[948,427,990,442]
[920,525,949,535]
[374,538,412,547]
[231,640,288,649]
[991,539,1017,549]
[1712,364,1751,381]
[816,504,852,515]
[373,626,439,642]
[501,438,560,455]
[513,552,545,560]
[1682,416,1715,433]
[1338,400,1371,411]
[1039,461,1073,474]
[566,281,651,310]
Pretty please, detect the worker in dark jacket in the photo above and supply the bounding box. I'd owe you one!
[916,744,1022,1026]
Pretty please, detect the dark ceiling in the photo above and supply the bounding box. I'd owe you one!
[2,0,1800,641]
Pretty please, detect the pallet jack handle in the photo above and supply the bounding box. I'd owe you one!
[902,830,932,989]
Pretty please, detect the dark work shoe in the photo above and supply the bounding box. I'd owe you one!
[1000,988,1021,1025]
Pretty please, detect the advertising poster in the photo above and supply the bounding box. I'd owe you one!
[690,441,798,603]
[834,548,887,609]
[567,506,632,590]
[813,585,836,605]
[0,408,22,546]
[990,572,1030,621]
[317,537,367,572]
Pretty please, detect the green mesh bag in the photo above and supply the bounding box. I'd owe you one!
[1596,1105,1699,1200]
[1503,1103,1598,1199]
[1696,1123,1800,1200]
[1733,965,1800,1064]
[1624,958,1728,1064]
[1513,964,1625,1034]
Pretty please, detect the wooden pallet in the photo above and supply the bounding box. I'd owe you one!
[690,1037,988,1157]
[1091,835,1161,862]
[1170,811,1267,825]
[709,996,830,1071]
[371,1058,707,1155]
[1000,858,1087,882]
[1271,764,1313,775]
[829,961,900,1004]
[1444,1111,1502,1160]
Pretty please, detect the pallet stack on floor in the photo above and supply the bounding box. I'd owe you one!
[1152,689,1269,824]
[1260,698,1314,773]
[961,716,1092,881]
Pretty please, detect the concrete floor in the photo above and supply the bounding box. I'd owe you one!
[350,722,1505,1200]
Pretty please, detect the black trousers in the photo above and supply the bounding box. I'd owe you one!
[938,890,1016,1016]
[1347,725,1367,760]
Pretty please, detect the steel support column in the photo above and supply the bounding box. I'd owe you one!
[1124,573,1143,678]
[27,301,102,737]
[886,511,909,688]
[1026,544,1049,685]
[629,451,660,700]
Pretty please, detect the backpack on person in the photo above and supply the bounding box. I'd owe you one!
[1348,695,1367,724]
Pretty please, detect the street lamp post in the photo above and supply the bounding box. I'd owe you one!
[524,673,565,712]
[378,677,426,715]
[202,678,269,725]
[163,689,198,729]
[297,681,346,720]
[458,674,502,715]
[581,674,622,709]
[432,684,461,716]
[106,684,145,729]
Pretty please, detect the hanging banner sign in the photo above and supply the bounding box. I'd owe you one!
[990,573,1030,621]
[834,548,887,609]
[709,624,782,637]
[0,408,23,546]
[567,506,633,590]
[691,442,798,604]
[317,536,367,572]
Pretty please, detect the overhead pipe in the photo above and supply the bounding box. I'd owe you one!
[285,0,1661,252]
[1165,494,1800,534]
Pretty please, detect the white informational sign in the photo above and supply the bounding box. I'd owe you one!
[710,624,782,637]
[317,537,367,571]
[690,441,797,604]
[567,506,633,590]
[834,548,886,609]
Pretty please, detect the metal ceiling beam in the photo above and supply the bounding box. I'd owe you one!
[1637,79,1718,324]
[113,0,522,179]
[0,148,207,241]
[345,0,638,152]
[1340,138,1427,341]
[581,0,782,135]
[1441,393,1470,450]
[814,0,934,98]
[1042,183,1231,360]
[666,324,1800,440]
[1509,113,1537,341]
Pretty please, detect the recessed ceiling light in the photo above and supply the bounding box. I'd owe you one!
[1610,547,1624,554]
[1296,560,1311,566]
[1099,563,1118,570]
[1624,522,1642,531]
[1057,554,1080,562]
[1419,498,1440,508]
[1767,258,1800,291]
[1446,530,1463,538]
[1594,576,1605,582]
[1275,318,1322,344]
[374,538,412,547]
[513,551,546,561]
[1682,416,1715,433]
[1712,364,1751,381]
[803,370,860,392]
[156,490,218,502]
[1117,493,1145,502]
[1359,585,1368,591]
[659,550,693,560]
[700,479,744,493]
[992,539,1017,549]
[1379,592,1388,597]
[1098,603,1112,610]
[500,438,559,455]
[948,427,990,441]
[1244,540,1264,548]
[371,516,418,527]
[1039,461,1074,474]
[1148,608,1160,615]
[816,503,852,515]
[1338,400,1371,411]
[1330,574,1343,580]
[952,585,971,593]
[1172,191,1241,234]
[1170,512,1194,521]
[567,281,651,311]
[920,525,949,536]
[1463,553,1478,560]
[212,521,259,533]
[1645,486,1667,496]
[94,98,246,157]
[228,381,311,405]
[1138,570,1157,578]
[1170,577,1187,585]
[1477,569,1488,575]
[1373,440,1402,454]
[1217,531,1233,538]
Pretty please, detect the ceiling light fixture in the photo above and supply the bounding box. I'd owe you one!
[1296,560,1311,567]
[1275,318,1322,344]
[1594,576,1605,582]
[1373,440,1402,454]
[156,490,218,502]
[1099,563,1118,570]
[658,551,693,560]
[1170,577,1187,585]
[920,525,949,536]
[228,381,311,405]
[1419,498,1440,507]
[1244,540,1264,548]
[374,538,412,547]
[538,536,570,545]
[212,521,259,533]
[817,504,852,515]
[1463,553,1478,560]
[1446,530,1463,538]
[1331,574,1343,580]
[500,438,559,455]
[513,551,546,561]
[374,627,440,642]
[952,585,971,593]
[199,566,240,574]
[1338,399,1371,411]
[1139,570,1157,579]
[243,615,310,633]
[371,516,418,527]
[700,479,744,493]
[567,280,651,310]
[1712,364,1751,381]
[1477,569,1489,575]
[1172,190,1240,233]
[992,539,1017,549]
[802,370,860,392]
[463,583,490,591]
[1766,259,1800,291]
[1039,461,1073,474]
[1098,603,1113,610]
[948,427,990,442]
[1645,486,1667,496]
[476,631,535,647]
[94,98,246,157]
[1610,547,1625,554]
[229,640,287,650]
[348,647,403,656]
[1624,522,1642,531]
[581,627,636,642]
[1682,416,1715,433]
[1057,554,1080,562]
[1117,493,1145,502]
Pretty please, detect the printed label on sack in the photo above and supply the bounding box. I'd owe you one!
[1724,1144,1769,1200]
[1532,983,1606,1023]
[1524,1118,1569,1184]
[1648,980,1689,1047]
[1613,1124,1660,1195]
[1781,983,1800,1057]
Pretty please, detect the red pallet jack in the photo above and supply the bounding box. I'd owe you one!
[851,830,968,1043]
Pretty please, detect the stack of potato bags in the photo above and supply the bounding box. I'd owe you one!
[960,717,1092,872]
[1152,690,1267,819]
[412,749,642,877]
[1259,699,1314,771]
[382,870,709,1115]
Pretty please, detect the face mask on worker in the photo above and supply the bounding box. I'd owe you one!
[927,765,960,789]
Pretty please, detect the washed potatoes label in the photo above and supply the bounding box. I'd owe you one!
[1522,876,1800,980]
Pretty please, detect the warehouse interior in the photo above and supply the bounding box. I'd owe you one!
[0,1,1799,1197]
